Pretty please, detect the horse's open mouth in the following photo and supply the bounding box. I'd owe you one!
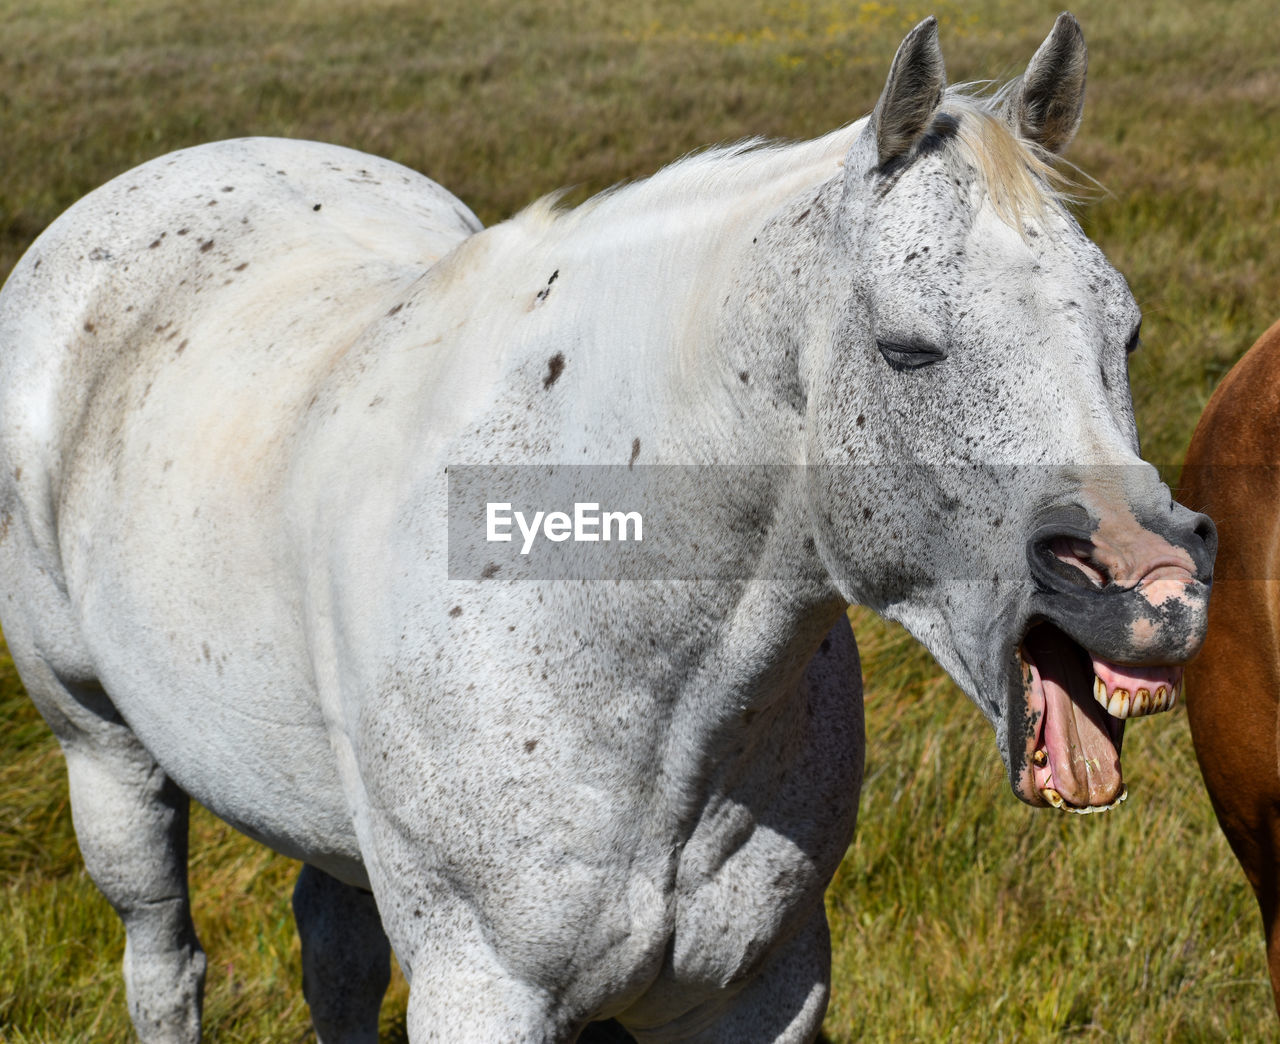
[1018,623,1184,813]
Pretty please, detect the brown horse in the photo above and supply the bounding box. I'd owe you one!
[1182,317,1280,1015]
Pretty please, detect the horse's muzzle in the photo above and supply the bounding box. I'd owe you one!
[1025,500,1216,666]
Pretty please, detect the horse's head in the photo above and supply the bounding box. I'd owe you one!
[805,14,1215,812]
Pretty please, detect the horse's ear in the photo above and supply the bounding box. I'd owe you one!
[869,17,946,168]
[1004,12,1088,155]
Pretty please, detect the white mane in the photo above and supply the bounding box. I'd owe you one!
[514,122,862,237]
[505,84,1069,245]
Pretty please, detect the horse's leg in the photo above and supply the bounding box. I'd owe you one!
[56,682,206,1043]
[292,862,391,1043]
[402,947,571,1042]
[691,905,830,1044]
[622,902,831,1044]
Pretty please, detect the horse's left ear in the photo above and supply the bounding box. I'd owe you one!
[869,17,947,168]
[1004,12,1088,155]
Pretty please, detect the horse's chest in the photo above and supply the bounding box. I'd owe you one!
[629,647,863,1016]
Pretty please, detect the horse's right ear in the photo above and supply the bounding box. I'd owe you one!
[867,17,946,169]
[1002,12,1088,154]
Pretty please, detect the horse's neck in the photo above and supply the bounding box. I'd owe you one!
[536,171,854,680]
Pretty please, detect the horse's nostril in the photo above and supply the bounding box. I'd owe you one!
[1052,537,1107,587]
[1030,532,1107,592]
[1184,511,1218,582]
[1194,513,1218,556]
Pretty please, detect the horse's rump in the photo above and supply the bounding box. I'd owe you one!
[0,138,479,869]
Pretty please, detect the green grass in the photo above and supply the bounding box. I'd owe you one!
[2,0,1278,1040]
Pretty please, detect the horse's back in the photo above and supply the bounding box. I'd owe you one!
[0,137,480,873]
[0,136,479,476]
[1182,317,1280,1014]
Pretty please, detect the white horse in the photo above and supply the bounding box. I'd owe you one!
[0,14,1214,1043]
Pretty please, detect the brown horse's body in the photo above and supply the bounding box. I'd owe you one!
[1183,317,1280,1014]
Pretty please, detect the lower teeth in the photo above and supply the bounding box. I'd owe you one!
[1040,785,1128,814]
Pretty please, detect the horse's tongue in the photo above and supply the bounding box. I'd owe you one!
[1025,633,1124,808]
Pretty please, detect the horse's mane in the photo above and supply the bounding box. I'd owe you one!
[509,84,1072,240]
[944,89,1074,229]
[513,124,858,237]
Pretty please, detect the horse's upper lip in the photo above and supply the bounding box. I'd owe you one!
[1012,622,1184,812]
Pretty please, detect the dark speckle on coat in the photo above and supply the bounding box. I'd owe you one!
[543,353,565,390]
[535,270,559,304]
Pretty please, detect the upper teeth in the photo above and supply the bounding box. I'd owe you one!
[1093,675,1181,719]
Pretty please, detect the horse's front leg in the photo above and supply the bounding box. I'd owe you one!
[402,941,575,1043]
[292,862,392,1043]
[620,901,832,1044]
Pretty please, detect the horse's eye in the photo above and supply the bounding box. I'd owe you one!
[1124,321,1142,355]
[877,339,948,371]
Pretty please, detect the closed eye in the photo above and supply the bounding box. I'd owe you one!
[877,339,948,371]
[1124,321,1142,355]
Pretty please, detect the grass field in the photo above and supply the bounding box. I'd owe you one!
[2,0,1279,1040]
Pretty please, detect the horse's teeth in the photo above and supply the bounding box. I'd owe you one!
[1093,678,1177,717]
[1045,785,1130,815]
[1064,785,1129,815]
[1032,749,1047,767]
